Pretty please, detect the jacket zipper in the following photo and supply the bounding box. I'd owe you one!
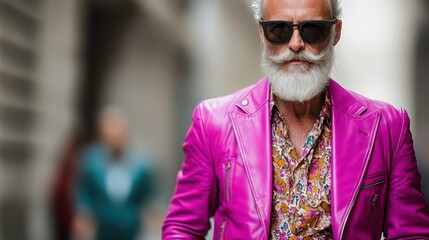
[370,193,378,224]
[219,220,226,240]
[361,180,385,190]
[225,162,231,202]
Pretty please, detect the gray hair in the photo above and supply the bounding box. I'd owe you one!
[251,0,342,20]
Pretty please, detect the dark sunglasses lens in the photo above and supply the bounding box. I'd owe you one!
[301,22,330,44]
[265,22,292,44]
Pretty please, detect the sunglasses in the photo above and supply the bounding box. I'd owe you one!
[259,19,337,45]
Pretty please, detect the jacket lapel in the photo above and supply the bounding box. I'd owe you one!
[229,78,272,238]
[329,80,381,239]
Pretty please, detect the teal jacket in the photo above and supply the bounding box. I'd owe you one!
[76,143,155,240]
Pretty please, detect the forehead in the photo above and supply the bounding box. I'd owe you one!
[263,0,330,21]
[100,116,127,128]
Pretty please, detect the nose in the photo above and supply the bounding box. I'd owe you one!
[288,26,304,52]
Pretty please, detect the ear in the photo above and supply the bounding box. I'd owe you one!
[334,19,342,46]
[258,23,265,46]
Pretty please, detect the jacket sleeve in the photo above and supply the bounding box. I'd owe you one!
[162,103,219,239]
[384,109,429,239]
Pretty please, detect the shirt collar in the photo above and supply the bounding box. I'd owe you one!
[270,87,332,124]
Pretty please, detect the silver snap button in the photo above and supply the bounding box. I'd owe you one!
[242,100,248,106]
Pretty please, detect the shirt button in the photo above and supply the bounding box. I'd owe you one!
[242,100,248,106]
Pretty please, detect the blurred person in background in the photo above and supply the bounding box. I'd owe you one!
[163,0,429,239]
[51,127,88,240]
[73,107,156,240]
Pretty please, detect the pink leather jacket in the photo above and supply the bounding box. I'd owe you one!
[163,78,429,239]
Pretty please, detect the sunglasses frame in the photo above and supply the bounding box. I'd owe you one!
[259,19,337,45]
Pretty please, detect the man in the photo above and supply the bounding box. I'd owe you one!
[163,0,429,239]
[73,107,156,240]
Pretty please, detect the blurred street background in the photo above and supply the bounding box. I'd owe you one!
[0,0,428,239]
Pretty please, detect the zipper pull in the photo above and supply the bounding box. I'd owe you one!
[226,162,231,170]
[219,220,226,240]
[372,194,378,207]
[370,193,378,224]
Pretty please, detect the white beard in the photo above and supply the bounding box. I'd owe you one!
[261,35,336,103]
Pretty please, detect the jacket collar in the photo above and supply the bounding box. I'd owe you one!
[234,78,368,118]
[329,79,368,118]
[235,77,271,115]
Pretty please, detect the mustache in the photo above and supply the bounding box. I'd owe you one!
[263,47,330,65]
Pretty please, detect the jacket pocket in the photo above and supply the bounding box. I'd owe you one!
[222,158,234,203]
[361,180,385,190]
[215,157,235,204]
[361,172,385,225]
[225,161,231,202]
[359,171,386,237]
[361,171,386,190]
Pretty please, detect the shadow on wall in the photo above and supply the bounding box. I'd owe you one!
[414,0,429,203]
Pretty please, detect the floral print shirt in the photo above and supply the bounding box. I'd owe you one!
[269,89,332,240]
